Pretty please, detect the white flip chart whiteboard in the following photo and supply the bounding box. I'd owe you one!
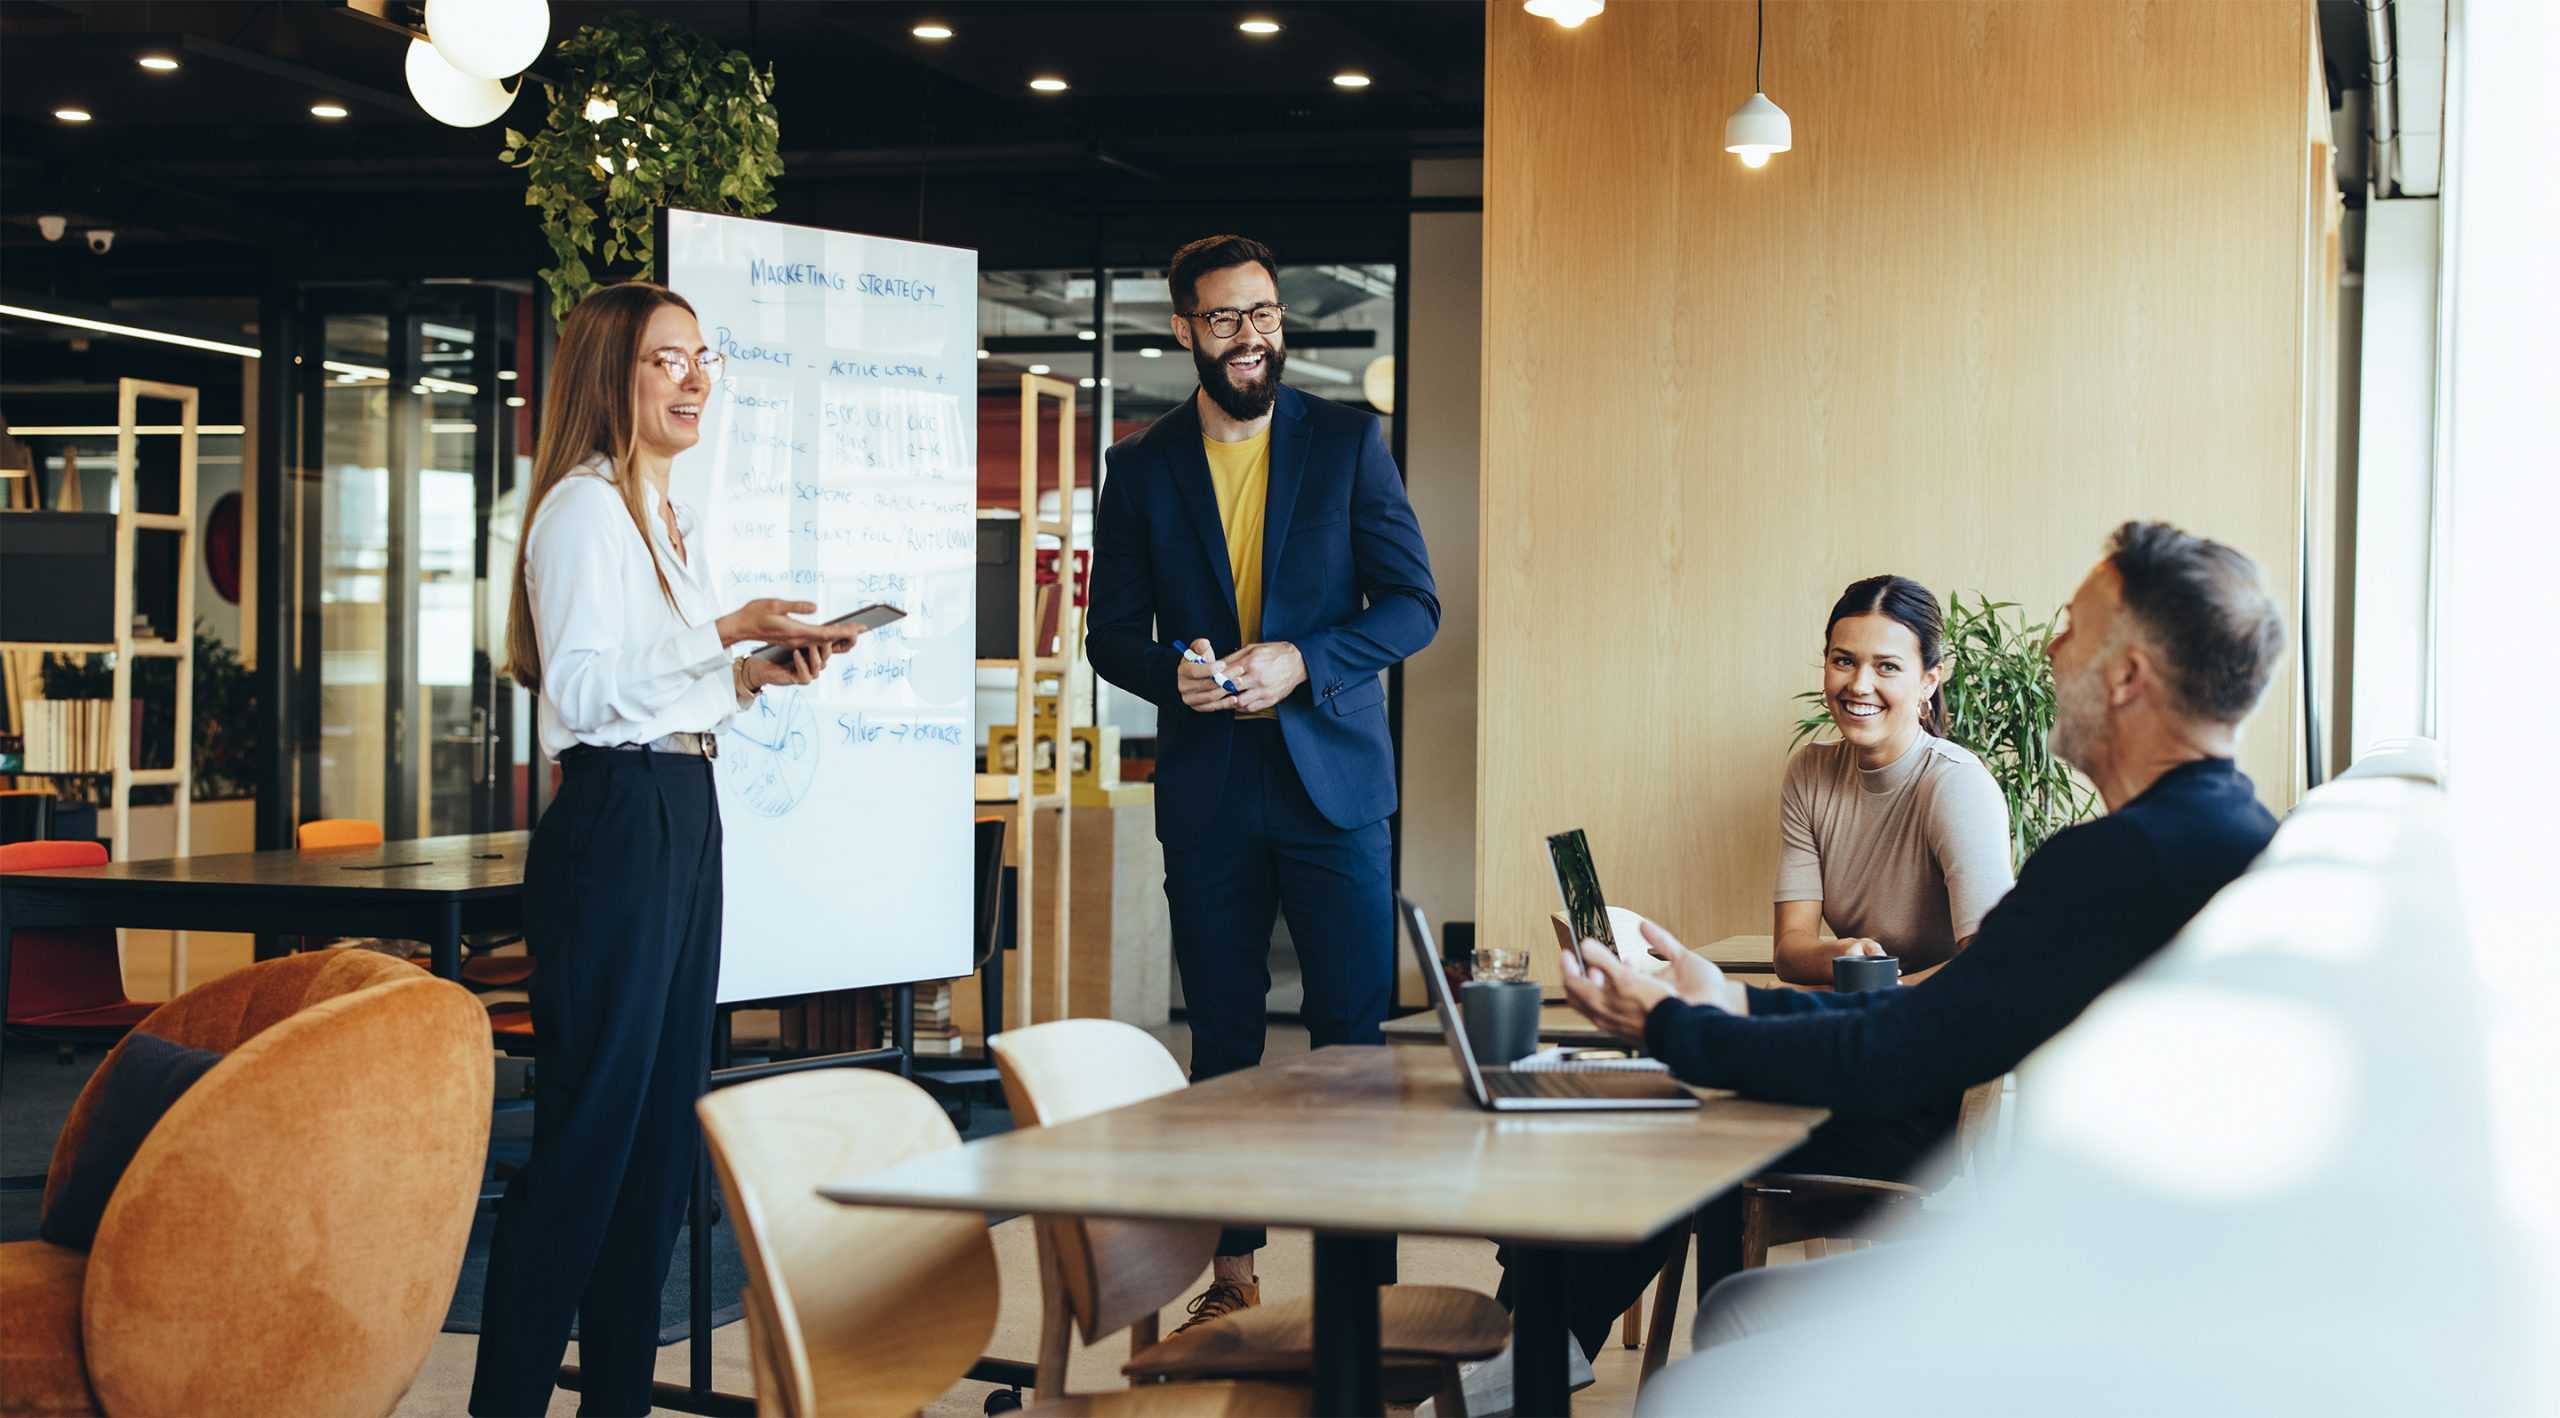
[658,208,976,1004]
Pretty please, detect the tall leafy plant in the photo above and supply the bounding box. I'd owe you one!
[1791,593,2099,865]
[500,18,782,321]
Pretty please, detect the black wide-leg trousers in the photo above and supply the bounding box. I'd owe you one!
[471,749,724,1417]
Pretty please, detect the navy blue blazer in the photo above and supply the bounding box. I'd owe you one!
[1086,385,1439,843]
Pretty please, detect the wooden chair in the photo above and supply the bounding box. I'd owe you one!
[296,818,532,988]
[989,1019,1510,1413]
[695,1068,1309,1416]
[1631,1073,2009,1379]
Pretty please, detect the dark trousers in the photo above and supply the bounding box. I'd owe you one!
[1498,1108,1954,1359]
[1164,719,1393,1257]
[470,750,725,1417]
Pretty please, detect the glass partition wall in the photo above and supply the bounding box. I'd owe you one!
[276,284,534,842]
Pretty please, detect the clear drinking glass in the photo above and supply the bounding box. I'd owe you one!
[1473,943,1533,984]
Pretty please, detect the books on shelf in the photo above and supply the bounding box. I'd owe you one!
[20,698,112,776]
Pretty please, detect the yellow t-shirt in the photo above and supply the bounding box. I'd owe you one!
[1203,429,1273,719]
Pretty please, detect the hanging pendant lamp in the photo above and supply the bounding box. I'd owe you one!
[1724,0,1792,168]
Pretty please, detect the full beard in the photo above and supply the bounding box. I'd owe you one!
[1194,339,1285,421]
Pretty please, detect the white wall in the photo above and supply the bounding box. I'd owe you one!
[2350,199,2439,752]
[1397,157,1483,1003]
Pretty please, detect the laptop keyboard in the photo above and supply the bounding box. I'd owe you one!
[1487,1071,1617,1099]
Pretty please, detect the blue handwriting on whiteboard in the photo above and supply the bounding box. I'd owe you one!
[715,327,794,368]
[749,259,847,292]
[836,713,966,747]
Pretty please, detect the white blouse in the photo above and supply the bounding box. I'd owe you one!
[523,457,744,760]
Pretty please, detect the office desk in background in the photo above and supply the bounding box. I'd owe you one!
[823,1044,1826,1417]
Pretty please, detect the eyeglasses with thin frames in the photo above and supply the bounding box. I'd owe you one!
[644,347,725,385]
[1178,303,1287,341]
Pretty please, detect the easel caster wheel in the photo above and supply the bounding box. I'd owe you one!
[984,1388,1024,1414]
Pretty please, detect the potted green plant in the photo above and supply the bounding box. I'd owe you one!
[500,16,783,321]
[1791,593,2099,865]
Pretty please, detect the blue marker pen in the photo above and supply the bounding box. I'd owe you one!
[1173,641,1244,696]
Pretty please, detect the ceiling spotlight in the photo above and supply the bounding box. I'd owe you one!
[505,395,526,407]
[54,107,93,124]
[1139,346,1163,359]
[498,369,517,381]
[1524,0,1604,28]
[1076,330,1096,342]
[1028,363,1051,375]
[311,102,350,120]
[137,54,180,73]
[1332,72,1371,89]
[1079,377,1097,389]
[1239,18,1281,35]
[1723,0,1791,169]
[975,348,990,360]
[1028,76,1068,93]
[912,23,953,41]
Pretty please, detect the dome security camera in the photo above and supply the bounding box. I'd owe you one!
[38,215,67,242]
[84,229,113,254]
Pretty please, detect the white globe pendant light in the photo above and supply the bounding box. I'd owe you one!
[406,39,515,128]
[424,0,551,81]
[1724,0,1792,168]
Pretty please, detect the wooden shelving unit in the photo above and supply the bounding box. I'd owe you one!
[973,373,1082,1031]
[0,378,200,983]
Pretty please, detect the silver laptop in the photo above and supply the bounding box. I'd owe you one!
[1399,896,1698,1112]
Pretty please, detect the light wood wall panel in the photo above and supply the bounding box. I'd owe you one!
[1480,0,2313,987]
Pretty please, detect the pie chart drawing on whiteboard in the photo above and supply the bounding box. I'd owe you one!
[721,689,821,818]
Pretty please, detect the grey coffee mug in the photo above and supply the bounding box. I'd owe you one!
[1460,980,1542,1066]
[1832,953,1902,993]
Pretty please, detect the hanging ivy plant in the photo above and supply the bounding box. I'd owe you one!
[500,17,782,321]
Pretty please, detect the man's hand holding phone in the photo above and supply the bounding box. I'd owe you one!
[1558,916,1748,1043]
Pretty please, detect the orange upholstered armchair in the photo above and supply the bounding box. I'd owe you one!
[0,951,494,1417]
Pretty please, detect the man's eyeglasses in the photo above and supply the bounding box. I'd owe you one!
[1178,303,1287,341]
[644,347,725,385]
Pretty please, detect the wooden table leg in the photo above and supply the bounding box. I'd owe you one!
[1513,1245,1572,1416]
[1311,1233,1385,1417]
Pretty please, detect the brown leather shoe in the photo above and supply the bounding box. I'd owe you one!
[1170,1275,1261,1336]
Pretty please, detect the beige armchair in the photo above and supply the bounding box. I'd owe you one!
[0,951,494,1417]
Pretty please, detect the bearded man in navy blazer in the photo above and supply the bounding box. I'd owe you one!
[1086,235,1439,1325]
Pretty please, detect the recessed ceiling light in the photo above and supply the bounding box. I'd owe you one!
[310,102,350,120]
[912,23,953,41]
[137,54,180,73]
[1139,346,1163,359]
[498,369,517,381]
[1076,330,1096,342]
[1028,76,1069,93]
[1028,363,1051,375]
[505,395,526,407]
[1239,19,1281,35]
[1332,72,1372,89]
[1079,377,1097,389]
[54,107,93,124]
[975,348,990,360]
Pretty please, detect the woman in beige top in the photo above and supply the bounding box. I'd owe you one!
[1773,575,2015,985]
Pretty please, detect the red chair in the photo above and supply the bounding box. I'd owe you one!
[2,840,156,1043]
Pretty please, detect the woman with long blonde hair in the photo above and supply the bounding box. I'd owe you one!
[472,281,849,1417]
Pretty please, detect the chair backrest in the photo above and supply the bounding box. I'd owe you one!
[297,818,384,850]
[3,838,125,1022]
[973,817,1008,970]
[0,787,56,844]
[697,1070,999,1418]
[990,1019,1221,1343]
[74,955,493,1417]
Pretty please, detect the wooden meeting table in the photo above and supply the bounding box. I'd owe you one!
[822,1044,1827,1416]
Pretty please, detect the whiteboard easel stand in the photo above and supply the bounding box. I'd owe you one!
[992,374,1079,1031]
[0,379,199,994]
